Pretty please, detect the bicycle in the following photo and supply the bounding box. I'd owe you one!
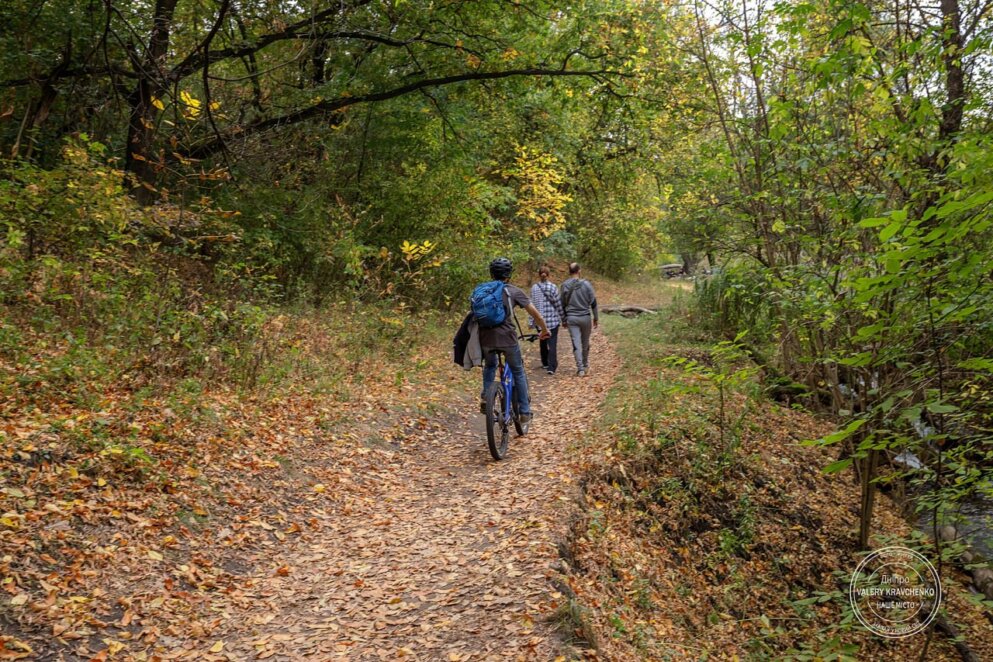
[483,332,539,460]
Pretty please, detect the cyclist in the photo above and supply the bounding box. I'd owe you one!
[477,257,550,426]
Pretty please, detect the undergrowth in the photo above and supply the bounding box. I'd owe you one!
[565,310,990,661]
[0,143,461,492]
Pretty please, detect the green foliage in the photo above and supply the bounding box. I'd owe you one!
[0,0,684,290]
[0,138,132,260]
[671,0,993,591]
[663,333,760,459]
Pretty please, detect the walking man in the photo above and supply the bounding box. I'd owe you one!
[561,262,599,377]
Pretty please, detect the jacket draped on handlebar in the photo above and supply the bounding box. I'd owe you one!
[453,312,484,370]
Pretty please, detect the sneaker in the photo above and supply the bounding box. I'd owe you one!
[479,399,487,414]
[577,370,586,377]
[546,369,555,375]
[519,412,533,425]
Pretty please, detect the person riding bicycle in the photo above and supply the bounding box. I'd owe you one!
[476,258,550,426]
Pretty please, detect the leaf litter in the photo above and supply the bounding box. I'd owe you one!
[1,314,619,660]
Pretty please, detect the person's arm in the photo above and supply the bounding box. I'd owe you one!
[524,303,550,338]
[588,282,599,327]
[561,281,572,316]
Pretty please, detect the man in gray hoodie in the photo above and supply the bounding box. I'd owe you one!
[560,262,599,377]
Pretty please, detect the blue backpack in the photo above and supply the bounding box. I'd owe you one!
[470,281,508,328]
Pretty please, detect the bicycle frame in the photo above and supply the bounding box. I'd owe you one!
[491,329,539,424]
[482,331,538,460]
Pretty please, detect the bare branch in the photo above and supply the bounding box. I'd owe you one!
[185,65,629,159]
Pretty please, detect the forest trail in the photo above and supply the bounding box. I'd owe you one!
[203,332,619,660]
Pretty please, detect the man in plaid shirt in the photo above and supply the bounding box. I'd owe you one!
[530,266,565,374]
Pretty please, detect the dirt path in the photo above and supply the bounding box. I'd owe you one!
[206,330,618,661]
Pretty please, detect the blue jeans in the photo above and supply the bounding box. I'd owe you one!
[482,344,531,415]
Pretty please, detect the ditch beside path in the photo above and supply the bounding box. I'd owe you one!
[206,330,619,661]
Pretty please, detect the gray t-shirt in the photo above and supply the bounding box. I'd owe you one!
[478,284,530,349]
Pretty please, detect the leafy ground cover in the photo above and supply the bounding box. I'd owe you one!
[563,306,993,660]
[4,271,988,660]
[0,270,652,660]
[1,292,475,659]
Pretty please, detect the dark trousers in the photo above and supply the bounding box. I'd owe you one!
[540,325,560,373]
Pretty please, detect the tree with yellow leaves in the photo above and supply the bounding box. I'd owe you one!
[502,144,572,246]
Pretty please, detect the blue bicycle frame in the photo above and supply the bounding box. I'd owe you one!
[497,352,515,425]
[483,329,538,460]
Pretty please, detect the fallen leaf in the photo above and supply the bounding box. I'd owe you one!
[102,639,125,655]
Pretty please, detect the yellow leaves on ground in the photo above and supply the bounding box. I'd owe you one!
[102,639,125,655]
[0,637,33,660]
[0,513,22,529]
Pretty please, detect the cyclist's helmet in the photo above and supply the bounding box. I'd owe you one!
[489,257,513,280]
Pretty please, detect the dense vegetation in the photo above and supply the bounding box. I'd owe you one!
[2,0,993,657]
[566,307,992,659]
[1,0,682,408]
[660,0,993,554]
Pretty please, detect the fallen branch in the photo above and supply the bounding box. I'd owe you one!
[926,607,983,662]
[600,305,659,317]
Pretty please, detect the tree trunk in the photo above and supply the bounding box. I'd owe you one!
[124,0,179,204]
[11,41,72,160]
[938,0,964,145]
[859,447,879,549]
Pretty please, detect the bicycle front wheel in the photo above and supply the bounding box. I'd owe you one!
[485,381,510,460]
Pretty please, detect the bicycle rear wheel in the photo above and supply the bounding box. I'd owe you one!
[484,381,510,460]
